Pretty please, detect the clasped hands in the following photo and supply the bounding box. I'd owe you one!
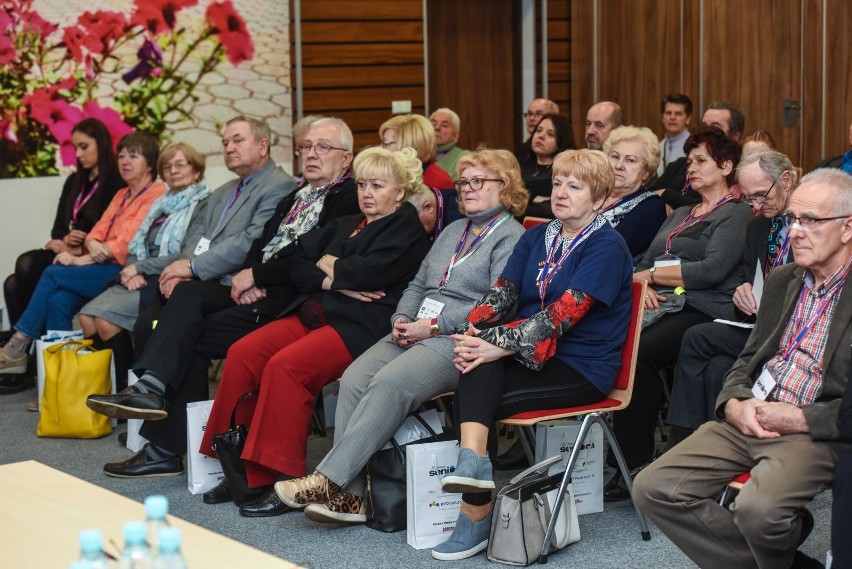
[724,397,809,439]
[451,324,513,374]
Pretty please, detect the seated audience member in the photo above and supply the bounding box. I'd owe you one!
[86,118,360,480]
[0,117,123,393]
[291,114,323,183]
[634,168,852,569]
[658,93,693,176]
[0,132,166,373]
[606,127,752,501]
[601,125,667,262]
[665,149,799,450]
[521,114,576,218]
[197,147,431,515]
[650,101,746,209]
[517,98,560,163]
[813,119,852,173]
[273,147,526,522]
[429,148,633,560]
[834,366,852,569]
[430,107,471,178]
[584,101,623,150]
[409,187,440,239]
[742,129,777,155]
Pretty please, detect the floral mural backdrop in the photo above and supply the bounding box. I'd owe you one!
[0,0,291,178]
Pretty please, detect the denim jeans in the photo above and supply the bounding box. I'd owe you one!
[14,263,121,338]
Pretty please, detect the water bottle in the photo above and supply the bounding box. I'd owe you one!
[117,521,153,569]
[76,529,110,569]
[144,495,170,550]
[153,527,188,569]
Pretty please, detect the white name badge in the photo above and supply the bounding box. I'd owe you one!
[751,368,777,401]
[654,253,682,268]
[416,298,445,319]
[193,237,211,256]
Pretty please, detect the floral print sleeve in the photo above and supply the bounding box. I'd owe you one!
[477,289,595,370]
[458,277,519,333]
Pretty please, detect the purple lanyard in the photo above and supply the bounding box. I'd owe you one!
[105,180,155,239]
[71,179,99,226]
[781,279,845,361]
[284,176,348,225]
[665,193,733,252]
[439,211,509,290]
[433,189,445,237]
[537,219,598,308]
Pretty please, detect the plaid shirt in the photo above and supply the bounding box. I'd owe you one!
[764,255,852,406]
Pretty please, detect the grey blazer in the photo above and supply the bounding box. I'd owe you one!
[135,160,296,285]
[716,263,852,441]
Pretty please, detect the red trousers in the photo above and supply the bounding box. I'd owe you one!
[199,314,353,487]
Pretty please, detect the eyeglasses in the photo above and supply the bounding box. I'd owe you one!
[784,213,851,231]
[524,111,546,119]
[165,160,191,172]
[741,180,777,205]
[296,142,348,155]
[454,177,502,191]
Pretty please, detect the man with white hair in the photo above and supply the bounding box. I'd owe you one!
[430,107,470,178]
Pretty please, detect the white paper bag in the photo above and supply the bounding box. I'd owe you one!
[125,370,149,452]
[406,440,462,549]
[382,408,444,450]
[534,420,604,515]
[186,400,223,495]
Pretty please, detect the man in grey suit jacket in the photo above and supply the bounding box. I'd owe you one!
[634,168,852,569]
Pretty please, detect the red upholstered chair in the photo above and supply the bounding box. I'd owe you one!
[522,216,549,229]
[718,472,752,510]
[498,280,651,563]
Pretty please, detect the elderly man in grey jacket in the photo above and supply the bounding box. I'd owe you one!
[634,168,852,569]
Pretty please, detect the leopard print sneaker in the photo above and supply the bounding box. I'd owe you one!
[274,471,340,509]
[303,490,366,524]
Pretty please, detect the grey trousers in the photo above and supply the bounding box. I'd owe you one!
[633,421,837,569]
[316,339,458,497]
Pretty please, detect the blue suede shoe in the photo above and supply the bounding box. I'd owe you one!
[431,512,492,561]
[441,448,495,494]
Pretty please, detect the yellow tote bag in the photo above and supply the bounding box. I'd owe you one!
[36,340,113,439]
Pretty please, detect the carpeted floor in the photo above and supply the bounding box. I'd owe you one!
[0,383,833,568]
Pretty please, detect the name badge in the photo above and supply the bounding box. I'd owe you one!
[193,238,211,256]
[751,367,777,401]
[417,298,445,319]
[654,253,681,268]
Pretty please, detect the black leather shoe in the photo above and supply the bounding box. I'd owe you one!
[203,479,232,505]
[0,373,35,394]
[604,471,631,502]
[103,445,184,478]
[87,387,167,420]
[239,488,293,517]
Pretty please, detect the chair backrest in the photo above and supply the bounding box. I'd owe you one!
[611,280,646,400]
[522,216,549,230]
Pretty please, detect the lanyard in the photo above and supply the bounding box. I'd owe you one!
[105,180,155,239]
[665,193,733,252]
[537,218,599,308]
[433,189,445,237]
[601,192,635,213]
[284,175,347,225]
[71,179,99,226]
[765,233,791,278]
[781,282,844,361]
[439,211,510,290]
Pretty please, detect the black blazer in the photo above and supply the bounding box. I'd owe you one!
[813,154,843,171]
[841,353,852,440]
[51,170,124,238]
[285,202,430,358]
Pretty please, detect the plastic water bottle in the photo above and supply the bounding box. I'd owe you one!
[154,527,188,569]
[75,529,110,569]
[117,521,153,569]
[144,495,170,550]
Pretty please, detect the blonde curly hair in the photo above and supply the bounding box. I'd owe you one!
[456,145,529,217]
[353,146,428,202]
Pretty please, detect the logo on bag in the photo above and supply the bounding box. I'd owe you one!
[429,464,455,477]
[428,498,462,509]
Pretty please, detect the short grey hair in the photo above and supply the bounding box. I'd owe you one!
[737,149,799,189]
[293,114,324,137]
[430,108,461,131]
[226,116,272,145]
[799,168,852,214]
[309,117,353,151]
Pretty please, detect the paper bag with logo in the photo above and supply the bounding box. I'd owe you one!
[406,439,462,550]
[534,420,604,515]
[186,400,224,495]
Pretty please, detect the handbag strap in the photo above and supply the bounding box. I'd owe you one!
[508,454,563,485]
[45,339,94,355]
[229,390,259,430]
[386,411,441,461]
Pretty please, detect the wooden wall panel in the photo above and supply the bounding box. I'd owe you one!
[569,0,595,147]
[801,0,824,171]
[539,0,571,121]
[822,0,852,164]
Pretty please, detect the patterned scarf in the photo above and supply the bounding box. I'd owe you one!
[600,190,654,228]
[127,182,211,261]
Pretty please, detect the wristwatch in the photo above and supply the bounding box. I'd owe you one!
[429,318,441,336]
[648,266,656,285]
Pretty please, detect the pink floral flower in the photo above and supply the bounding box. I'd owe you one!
[131,0,198,36]
[63,11,128,63]
[1,11,17,64]
[206,0,253,65]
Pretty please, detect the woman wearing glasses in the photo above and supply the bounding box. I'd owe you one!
[521,113,576,219]
[604,126,752,500]
[273,147,526,524]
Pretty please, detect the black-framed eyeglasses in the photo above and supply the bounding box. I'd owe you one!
[454,177,503,191]
[296,142,348,155]
[523,111,546,119]
[741,180,776,205]
[785,213,852,231]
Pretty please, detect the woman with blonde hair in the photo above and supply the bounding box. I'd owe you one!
[273,147,527,524]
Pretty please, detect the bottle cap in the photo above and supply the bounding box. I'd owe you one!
[123,521,147,545]
[674,286,686,295]
[144,495,169,519]
[157,527,182,553]
[79,529,103,554]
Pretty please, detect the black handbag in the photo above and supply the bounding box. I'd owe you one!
[211,390,258,507]
[365,412,447,533]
